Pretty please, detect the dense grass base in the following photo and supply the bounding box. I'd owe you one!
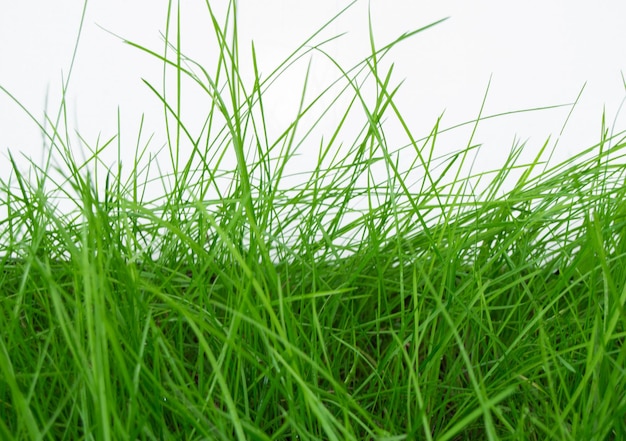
[2,1,626,439]
[2,140,625,440]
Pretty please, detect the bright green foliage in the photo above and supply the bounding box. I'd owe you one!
[1,1,625,440]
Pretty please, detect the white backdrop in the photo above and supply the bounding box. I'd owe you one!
[1,1,625,196]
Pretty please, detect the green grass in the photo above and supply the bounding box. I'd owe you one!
[1,1,626,439]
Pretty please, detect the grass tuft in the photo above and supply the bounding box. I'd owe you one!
[1,1,625,439]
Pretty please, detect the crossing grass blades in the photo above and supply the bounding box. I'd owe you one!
[1,1,626,439]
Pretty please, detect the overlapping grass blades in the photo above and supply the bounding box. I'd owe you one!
[1,1,625,439]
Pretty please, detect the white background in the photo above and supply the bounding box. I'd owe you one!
[1,1,625,198]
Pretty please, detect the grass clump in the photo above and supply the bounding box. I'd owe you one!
[1,1,626,439]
